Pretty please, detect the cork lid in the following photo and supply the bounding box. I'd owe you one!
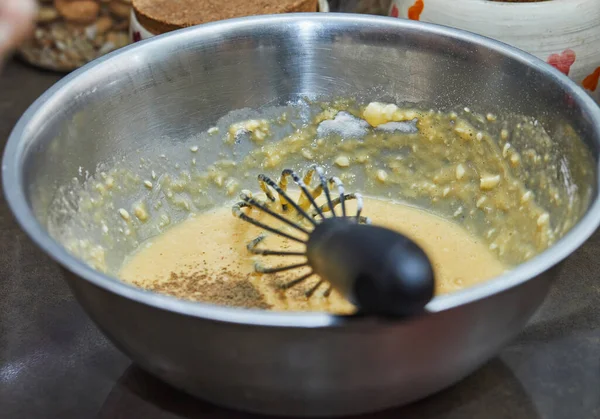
[133,0,319,35]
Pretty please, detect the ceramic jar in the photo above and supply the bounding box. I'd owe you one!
[388,0,600,102]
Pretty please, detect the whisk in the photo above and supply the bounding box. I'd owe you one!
[232,165,435,317]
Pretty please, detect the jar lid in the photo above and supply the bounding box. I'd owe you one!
[132,0,320,35]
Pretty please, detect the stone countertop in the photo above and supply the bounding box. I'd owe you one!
[1,60,600,419]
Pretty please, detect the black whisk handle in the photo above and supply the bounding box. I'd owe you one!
[306,218,435,317]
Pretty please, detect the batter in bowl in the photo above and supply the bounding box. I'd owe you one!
[52,100,573,314]
[119,196,506,314]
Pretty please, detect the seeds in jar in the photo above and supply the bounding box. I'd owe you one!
[54,0,100,24]
[19,0,132,72]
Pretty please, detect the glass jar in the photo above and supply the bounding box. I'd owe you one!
[130,0,329,43]
[19,0,132,72]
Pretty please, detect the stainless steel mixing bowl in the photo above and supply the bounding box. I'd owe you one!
[4,13,600,417]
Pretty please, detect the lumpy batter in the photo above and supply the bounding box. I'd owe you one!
[52,99,586,314]
[120,196,506,314]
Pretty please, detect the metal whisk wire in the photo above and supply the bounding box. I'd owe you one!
[232,165,367,295]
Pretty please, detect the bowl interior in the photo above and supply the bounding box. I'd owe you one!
[5,14,600,321]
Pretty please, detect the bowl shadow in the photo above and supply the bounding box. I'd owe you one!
[97,358,540,419]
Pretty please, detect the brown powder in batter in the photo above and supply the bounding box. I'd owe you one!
[134,267,271,309]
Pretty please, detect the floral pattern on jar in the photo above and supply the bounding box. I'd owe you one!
[388,0,600,103]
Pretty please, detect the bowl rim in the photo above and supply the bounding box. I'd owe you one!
[4,13,600,328]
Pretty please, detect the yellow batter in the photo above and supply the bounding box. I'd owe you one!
[120,196,506,314]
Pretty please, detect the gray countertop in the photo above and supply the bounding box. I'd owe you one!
[1,59,600,419]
